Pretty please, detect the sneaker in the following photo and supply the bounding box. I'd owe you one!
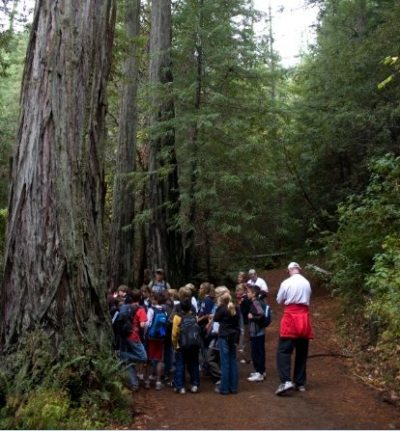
[179,388,186,395]
[215,380,221,385]
[263,372,267,378]
[190,385,199,393]
[248,372,257,377]
[144,380,151,389]
[148,374,156,381]
[240,359,247,364]
[155,381,163,390]
[296,385,306,392]
[137,373,144,381]
[247,372,264,382]
[275,381,295,395]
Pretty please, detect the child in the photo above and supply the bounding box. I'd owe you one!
[236,283,251,364]
[197,282,215,375]
[247,285,266,382]
[213,291,240,395]
[171,298,200,394]
[140,285,152,311]
[144,291,168,390]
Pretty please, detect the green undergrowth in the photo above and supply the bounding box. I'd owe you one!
[325,154,400,399]
[0,332,133,429]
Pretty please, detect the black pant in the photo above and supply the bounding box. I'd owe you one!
[250,335,265,374]
[277,337,309,385]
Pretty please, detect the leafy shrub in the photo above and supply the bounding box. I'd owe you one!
[325,154,400,393]
[326,154,400,309]
[366,235,400,350]
[0,335,133,429]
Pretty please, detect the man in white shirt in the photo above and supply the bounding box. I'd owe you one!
[275,262,313,396]
[247,269,268,293]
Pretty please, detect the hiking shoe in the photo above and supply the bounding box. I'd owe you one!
[155,381,163,390]
[247,372,264,382]
[144,380,151,389]
[179,388,186,395]
[275,381,295,395]
[296,385,306,392]
[190,385,199,393]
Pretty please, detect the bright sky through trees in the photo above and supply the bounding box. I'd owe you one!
[253,0,319,66]
[1,0,318,67]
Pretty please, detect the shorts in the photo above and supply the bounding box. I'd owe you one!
[147,339,164,362]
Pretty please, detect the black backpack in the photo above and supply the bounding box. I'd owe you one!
[112,304,138,339]
[259,302,272,328]
[178,314,201,349]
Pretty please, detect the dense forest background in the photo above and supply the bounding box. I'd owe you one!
[0,0,399,428]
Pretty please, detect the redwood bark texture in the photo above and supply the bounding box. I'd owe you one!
[108,0,140,289]
[1,0,116,352]
[147,0,184,287]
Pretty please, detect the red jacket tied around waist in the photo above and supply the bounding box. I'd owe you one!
[280,304,313,339]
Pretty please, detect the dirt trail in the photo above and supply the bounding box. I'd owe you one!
[130,269,400,430]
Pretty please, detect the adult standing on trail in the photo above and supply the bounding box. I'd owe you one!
[275,262,313,395]
[149,268,171,294]
[247,269,268,293]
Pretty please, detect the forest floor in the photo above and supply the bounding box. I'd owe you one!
[127,268,400,430]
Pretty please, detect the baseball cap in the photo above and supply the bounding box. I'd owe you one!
[288,262,301,270]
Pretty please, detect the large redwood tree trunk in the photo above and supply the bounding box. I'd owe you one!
[0,0,116,354]
[108,0,140,289]
[147,0,184,286]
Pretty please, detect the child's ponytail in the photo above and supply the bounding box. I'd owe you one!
[219,291,236,316]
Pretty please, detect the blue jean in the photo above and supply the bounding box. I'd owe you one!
[250,335,265,374]
[173,348,200,390]
[119,339,147,388]
[217,337,238,394]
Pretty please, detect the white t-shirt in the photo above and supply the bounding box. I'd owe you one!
[276,273,311,306]
[191,296,198,313]
[248,276,268,292]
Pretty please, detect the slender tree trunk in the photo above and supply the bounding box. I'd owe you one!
[184,0,204,279]
[1,0,116,354]
[108,0,140,289]
[147,0,183,286]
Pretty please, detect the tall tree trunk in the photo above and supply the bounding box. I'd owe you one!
[108,0,140,289]
[147,0,183,286]
[184,0,204,280]
[1,0,116,356]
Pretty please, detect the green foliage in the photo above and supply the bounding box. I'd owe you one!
[366,235,400,345]
[170,0,290,270]
[0,332,133,429]
[326,154,400,307]
[286,0,400,238]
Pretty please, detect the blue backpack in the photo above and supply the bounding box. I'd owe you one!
[148,307,168,339]
[260,302,272,328]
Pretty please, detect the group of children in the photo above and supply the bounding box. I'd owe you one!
[108,268,271,395]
